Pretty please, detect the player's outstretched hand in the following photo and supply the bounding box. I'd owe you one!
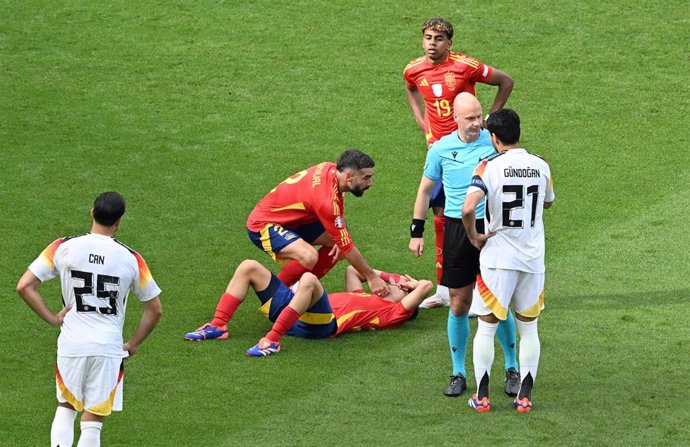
[54,304,73,326]
[409,238,424,257]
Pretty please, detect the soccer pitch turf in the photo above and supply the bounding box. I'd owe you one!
[1,1,689,445]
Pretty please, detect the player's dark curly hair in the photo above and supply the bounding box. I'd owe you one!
[422,17,453,40]
[336,149,375,172]
[486,109,521,145]
[93,191,126,226]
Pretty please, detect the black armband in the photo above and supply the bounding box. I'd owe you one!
[410,219,425,238]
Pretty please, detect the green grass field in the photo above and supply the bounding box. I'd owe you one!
[2,1,689,445]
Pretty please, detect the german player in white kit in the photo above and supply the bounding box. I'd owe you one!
[16,192,163,446]
[461,109,555,413]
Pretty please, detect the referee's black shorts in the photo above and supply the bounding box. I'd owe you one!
[440,217,484,289]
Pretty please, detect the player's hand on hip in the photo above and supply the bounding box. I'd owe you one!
[469,232,496,250]
[54,304,72,326]
[409,238,424,257]
[123,342,137,357]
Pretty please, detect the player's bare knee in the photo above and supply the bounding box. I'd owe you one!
[480,313,499,324]
[237,259,261,274]
[81,411,105,423]
[302,250,319,269]
[299,272,319,288]
[449,287,471,315]
[515,312,537,323]
[58,402,76,411]
[291,247,318,269]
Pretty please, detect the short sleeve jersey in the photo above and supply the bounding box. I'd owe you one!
[329,291,414,336]
[246,162,354,254]
[423,129,497,218]
[468,149,555,273]
[28,233,161,358]
[404,51,493,145]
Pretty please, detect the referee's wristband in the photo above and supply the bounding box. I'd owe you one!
[410,219,425,238]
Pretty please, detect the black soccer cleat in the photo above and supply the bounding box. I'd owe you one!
[504,367,520,397]
[444,374,467,397]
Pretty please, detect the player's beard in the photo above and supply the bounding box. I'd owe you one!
[349,186,366,197]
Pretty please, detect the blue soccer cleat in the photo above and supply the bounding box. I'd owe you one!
[245,337,281,357]
[514,397,533,413]
[468,394,491,413]
[183,323,228,341]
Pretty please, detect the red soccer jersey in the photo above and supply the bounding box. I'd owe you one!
[404,51,492,145]
[246,162,354,254]
[330,291,414,336]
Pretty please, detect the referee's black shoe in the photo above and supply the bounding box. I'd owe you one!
[443,374,467,397]
[504,367,520,397]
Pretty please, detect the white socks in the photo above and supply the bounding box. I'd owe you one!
[51,406,77,447]
[516,318,540,384]
[473,319,498,393]
[435,285,450,299]
[50,407,103,447]
[77,421,103,447]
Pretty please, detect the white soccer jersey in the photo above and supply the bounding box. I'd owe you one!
[467,148,555,273]
[28,233,161,358]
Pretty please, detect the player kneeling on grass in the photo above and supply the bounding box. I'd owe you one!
[183,261,433,356]
[462,109,555,413]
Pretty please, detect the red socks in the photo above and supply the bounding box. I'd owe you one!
[277,261,309,286]
[309,245,338,279]
[277,245,338,285]
[266,306,301,342]
[211,293,242,327]
[434,215,446,284]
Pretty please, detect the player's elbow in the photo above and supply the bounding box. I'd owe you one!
[16,275,35,298]
[544,200,554,209]
[418,280,433,295]
[16,281,27,297]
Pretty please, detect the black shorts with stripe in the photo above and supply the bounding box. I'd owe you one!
[440,217,484,289]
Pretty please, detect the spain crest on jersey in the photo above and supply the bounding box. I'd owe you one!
[445,71,456,91]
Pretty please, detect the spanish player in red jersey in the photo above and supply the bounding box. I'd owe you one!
[183,261,433,356]
[403,17,513,307]
[244,148,388,300]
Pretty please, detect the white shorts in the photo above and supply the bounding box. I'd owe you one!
[470,267,544,319]
[56,356,124,416]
